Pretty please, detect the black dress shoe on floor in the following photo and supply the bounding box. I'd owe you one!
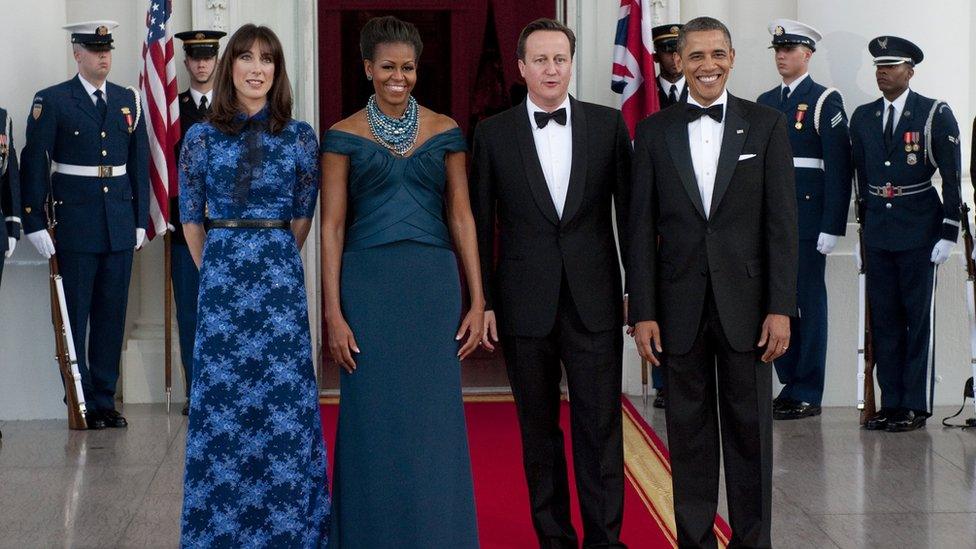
[773,397,796,412]
[102,410,128,428]
[886,410,927,432]
[653,390,667,409]
[863,408,893,430]
[774,401,822,420]
[181,402,190,416]
[85,412,107,430]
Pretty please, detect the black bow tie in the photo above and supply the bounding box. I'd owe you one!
[534,108,567,129]
[685,103,724,123]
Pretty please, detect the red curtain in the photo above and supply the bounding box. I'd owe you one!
[488,0,557,92]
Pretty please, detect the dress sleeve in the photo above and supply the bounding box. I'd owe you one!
[179,124,207,224]
[293,122,320,220]
[440,127,468,154]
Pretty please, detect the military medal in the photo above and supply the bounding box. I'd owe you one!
[0,134,7,157]
[912,131,920,151]
[903,131,913,152]
[122,107,134,133]
[795,104,808,130]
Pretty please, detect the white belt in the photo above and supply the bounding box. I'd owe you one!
[52,162,127,178]
[793,157,825,170]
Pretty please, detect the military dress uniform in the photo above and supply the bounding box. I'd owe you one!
[171,30,223,415]
[652,24,688,110]
[1,107,21,286]
[850,36,961,432]
[21,22,148,429]
[757,20,853,418]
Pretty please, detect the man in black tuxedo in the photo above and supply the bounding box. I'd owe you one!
[629,17,797,549]
[470,18,631,549]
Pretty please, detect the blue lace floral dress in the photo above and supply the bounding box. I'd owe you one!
[178,109,331,548]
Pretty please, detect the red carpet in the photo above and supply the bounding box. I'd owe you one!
[320,396,731,548]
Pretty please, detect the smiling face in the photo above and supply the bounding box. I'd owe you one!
[74,46,112,84]
[774,45,811,83]
[875,62,913,100]
[232,39,274,113]
[364,42,417,114]
[518,30,573,111]
[678,29,735,106]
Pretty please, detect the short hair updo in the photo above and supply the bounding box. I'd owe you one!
[360,16,424,61]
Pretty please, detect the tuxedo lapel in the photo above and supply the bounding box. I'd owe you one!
[709,96,749,218]
[665,113,707,220]
[514,103,560,225]
[559,97,587,227]
[71,77,103,125]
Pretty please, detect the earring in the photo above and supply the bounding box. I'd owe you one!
[367,74,373,81]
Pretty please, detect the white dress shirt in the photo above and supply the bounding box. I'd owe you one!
[527,95,573,218]
[78,74,107,105]
[189,88,213,109]
[780,72,809,99]
[882,87,910,131]
[659,75,686,101]
[687,90,727,217]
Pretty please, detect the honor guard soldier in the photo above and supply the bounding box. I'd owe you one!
[1,105,21,285]
[757,19,853,420]
[21,21,149,430]
[172,29,224,416]
[851,36,961,432]
[652,24,687,110]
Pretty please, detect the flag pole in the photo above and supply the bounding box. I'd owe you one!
[164,232,173,413]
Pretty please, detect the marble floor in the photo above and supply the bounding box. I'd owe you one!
[0,401,974,548]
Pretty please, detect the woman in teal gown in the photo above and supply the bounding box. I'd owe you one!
[320,16,485,548]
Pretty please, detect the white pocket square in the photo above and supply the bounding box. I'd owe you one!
[738,154,756,161]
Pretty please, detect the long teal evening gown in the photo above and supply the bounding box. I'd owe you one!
[322,127,479,548]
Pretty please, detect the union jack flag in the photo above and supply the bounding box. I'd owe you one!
[611,0,660,138]
[139,0,180,239]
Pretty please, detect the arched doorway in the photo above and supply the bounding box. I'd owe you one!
[317,0,556,391]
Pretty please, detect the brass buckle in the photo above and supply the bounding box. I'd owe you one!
[98,165,113,178]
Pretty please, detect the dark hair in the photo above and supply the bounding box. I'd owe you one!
[209,24,293,135]
[360,16,423,60]
[677,16,733,53]
[516,18,576,60]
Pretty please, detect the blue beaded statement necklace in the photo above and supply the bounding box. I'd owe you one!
[366,94,419,157]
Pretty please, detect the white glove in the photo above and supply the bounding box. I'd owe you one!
[853,241,862,271]
[816,233,839,255]
[930,238,955,265]
[26,230,56,259]
[135,228,146,250]
[166,223,176,233]
[4,237,15,258]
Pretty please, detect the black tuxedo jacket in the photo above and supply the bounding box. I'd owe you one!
[470,97,632,337]
[627,95,798,355]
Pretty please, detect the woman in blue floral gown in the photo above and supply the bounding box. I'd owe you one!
[321,17,484,547]
[179,25,330,547]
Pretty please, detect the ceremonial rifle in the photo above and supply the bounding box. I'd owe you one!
[959,203,976,422]
[46,194,87,430]
[854,176,877,423]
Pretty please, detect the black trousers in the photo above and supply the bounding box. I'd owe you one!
[666,285,772,549]
[501,276,625,549]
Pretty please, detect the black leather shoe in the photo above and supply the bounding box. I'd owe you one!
[774,401,822,420]
[863,408,893,430]
[181,401,190,416]
[85,412,107,430]
[773,396,795,412]
[101,410,128,428]
[653,389,667,409]
[886,410,927,432]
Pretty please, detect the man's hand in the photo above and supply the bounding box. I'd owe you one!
[4,237,15,258]
[930,238,954,265]
[135,228,146,250]
[26,230,55,258]
[816,232,838,255]
[757,313,791,363]
[481,310,499,351]
[633,320,663,366]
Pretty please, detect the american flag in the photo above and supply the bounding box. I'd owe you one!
[139,0,180,239]
[611,0,660,138]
